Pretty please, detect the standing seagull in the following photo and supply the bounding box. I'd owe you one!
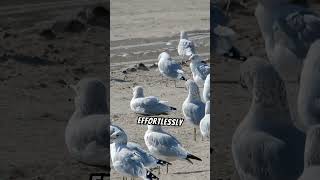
[211,4,247,61]
[203,74,210,102]
[298,40,320,129]
[233,57,305,180]
[189,54,210,87]
[178,31,196,61]
[182,80,205,141]
[158,52,187,87]
[298,125,320,180]
[110,126,159,180]
[144,125,202,173]
[65,78,108,166]
[110,125,171,173]
[200,101,210,139]
[130,86,176,115]
[255,0,320,82]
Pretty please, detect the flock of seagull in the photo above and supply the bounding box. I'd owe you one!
[110,31,211,179]
[62,0,320,179]
[213,0,320,179]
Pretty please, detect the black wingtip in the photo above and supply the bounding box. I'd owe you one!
[170,106,177,111]
[180,76,187,81]
[186,154,202,162]
[157,159,172,166]
[146,170,159,180]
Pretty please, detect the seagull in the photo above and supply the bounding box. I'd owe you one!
[200,101,210,139]
[189,54,210,87]
[65,78,108,166]
[182,80,205,141]
[211,4,247,61]
[110,126,159,180]
[158,52,187,87]
[298,125,320,180]
[178,31,196,61]
[144,125,202,173]
[298,40,320,129]
[255,0,320,83]
[203,74,210,102]
[110,125,171,170]
[130,86,176,115]
[233,57,305,180]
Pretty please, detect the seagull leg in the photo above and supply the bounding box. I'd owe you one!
[166,79,168,87]
[194,128,196,141]
[226,0,231,15]
[158,166,161,175]
[174,80,177,88]
[201,135,204,141]
[166,164,169,174]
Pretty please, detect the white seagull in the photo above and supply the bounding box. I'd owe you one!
[298,40,320,129]
[158,52,187,87]
[182,80,206,141]
[255,0,320,83]
[110,124,171,170]
[65,78,108,166]
[189,54,210,88]
[200,101,210,139]
[110,126,159,180]
[130,86,176,115]
[233,57,305,180]
[203,74,210,102]
[178,31,196,60]
[144,125,202,173]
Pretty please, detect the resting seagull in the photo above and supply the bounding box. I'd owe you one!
[189,54,210,87]
[144,125,202,173]
[233,57,305,180]
[65,78,108,166]
[211,4,247,61]
[110,126,159,180]
[158,52,187,87]
[130,86,176,115]
[182,80,205,141]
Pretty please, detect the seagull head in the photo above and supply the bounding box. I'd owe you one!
[240,57,288,107]
[180,31,188,39]
[185,80,201,98]
[132,86,144,98]
[110,125,128,144]
[71,78,108,115]
[147,125,163,132]
[158,52,170,61]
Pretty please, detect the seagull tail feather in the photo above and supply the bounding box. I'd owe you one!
[156,159,172,166]
[145,170,159,180]
[186,153,202,163]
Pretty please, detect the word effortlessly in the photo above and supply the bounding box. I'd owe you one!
[137,116,184,126]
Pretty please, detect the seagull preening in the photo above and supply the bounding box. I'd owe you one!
[158,52,187,87]
[130,86,176,115]
[178,31,196,60]
[203,74,210,102]
[298,40,320,129]
[65,78,108,166]
[144,125,202,173]
[255,0,320,83]
[110,125,159,180]
[200,101,210,139]
[189,54,210,88]
[182,80,205,141]
[233,57,305,180]
[298,125,320,180]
